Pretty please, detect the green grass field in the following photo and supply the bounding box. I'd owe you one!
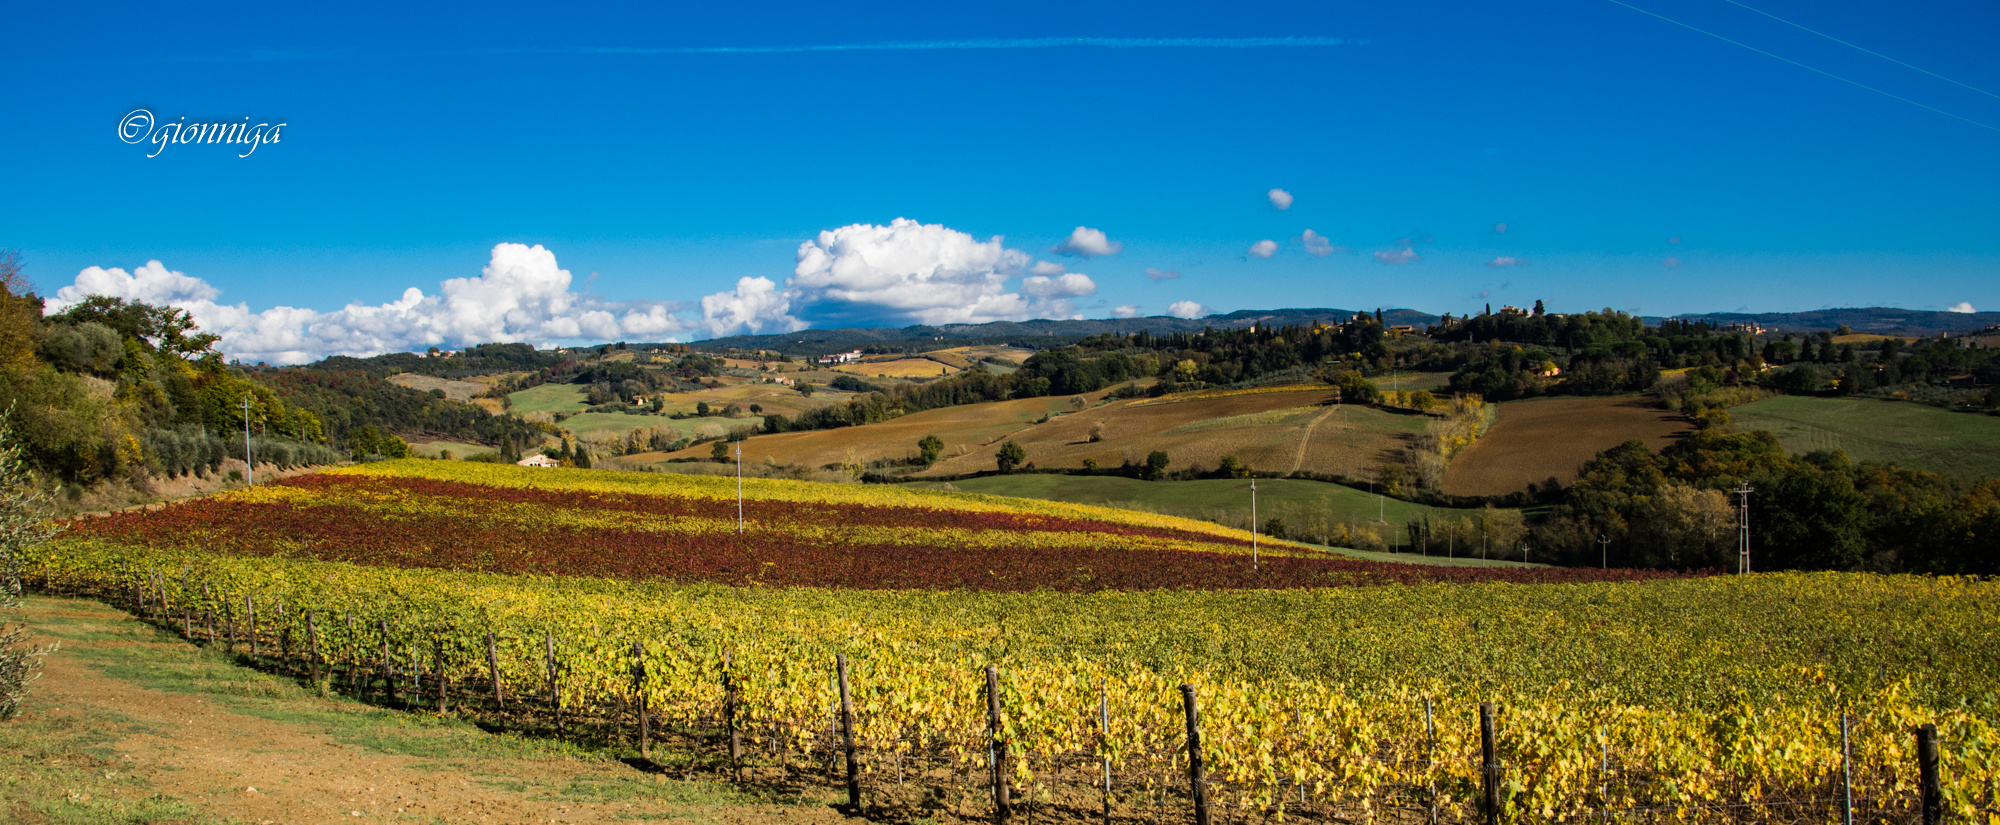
[506,383,590,415]
[1729,396,2000,480]
[922,474,1524,563]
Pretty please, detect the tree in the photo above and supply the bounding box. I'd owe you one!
[1,407,62,720]
[696,401,711,417]
[711,440,731,463]
[995,440,1026,473]
[48,295,219,363]
[1216,455,1249,479]
[1145,450,1171,480]
[918,434,944,465]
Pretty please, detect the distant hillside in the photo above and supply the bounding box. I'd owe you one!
[1659,307,2000,337]
[689,308,1444,357]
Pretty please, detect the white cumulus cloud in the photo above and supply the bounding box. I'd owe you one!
[1143,267,1181,281]
[1373,247,1420,265]
[1301,230,1342,257]
[698,218,1102,335]
[1111,305,1141,318]
[1485,256,1526,268]
[1267,189,1293,210]
[1248,240,1279,258]
[1051,226,1123,258]
[1661,256,1684,268]
[1167,300,1207,319]
[48,245,698,365]
[1948,301,1976,313]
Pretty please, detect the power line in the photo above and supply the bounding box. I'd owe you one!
[1601,0,2000,133]
[1716,0,2000,100]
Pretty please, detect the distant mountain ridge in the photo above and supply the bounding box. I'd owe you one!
[688,306,1997,357]
[692,308,1442,356]
[1654,307,2000,337]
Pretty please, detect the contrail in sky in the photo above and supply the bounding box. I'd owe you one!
[79,36,1363,65]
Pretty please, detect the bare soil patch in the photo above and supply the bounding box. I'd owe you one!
[1442,396,1691,496]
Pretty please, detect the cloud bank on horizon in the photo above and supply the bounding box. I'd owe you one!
[45,219,1140,364]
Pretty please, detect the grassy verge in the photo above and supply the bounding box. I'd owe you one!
[4,596,785,823]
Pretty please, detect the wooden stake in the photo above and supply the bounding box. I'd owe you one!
[304,609,321,684]
[486,631,504,710]
[1481,702,1501,825]
[631,641,649,760]
[379,619,393,703]
[987,665,1010,823]
[1917,723,1941,825]
[724,651,741,778]
[546,633,564,735]
[837,654,860,811]
[434,635,448,713]
[1182,685,1210,825]
[246,594,258,658]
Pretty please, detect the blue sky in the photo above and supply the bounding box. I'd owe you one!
[3,0,1996,362]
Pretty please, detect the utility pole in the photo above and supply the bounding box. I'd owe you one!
[239,395,254,485]
[1482,531,1488,560]
[1597,534,1610,569]
[735,444,745,534]
[1733,480,1754,573]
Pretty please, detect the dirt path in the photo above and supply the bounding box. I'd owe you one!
[12,597,853,825]
[1286,404,1342,475]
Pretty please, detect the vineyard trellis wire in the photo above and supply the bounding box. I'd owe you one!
[21,544,2000,824]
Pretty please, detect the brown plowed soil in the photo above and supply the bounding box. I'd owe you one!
[1441,396,1692,496]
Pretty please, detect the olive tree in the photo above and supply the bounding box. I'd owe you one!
[1,406,62,720]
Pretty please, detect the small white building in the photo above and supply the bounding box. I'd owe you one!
[517,455,559,468]
[816,350,864,365]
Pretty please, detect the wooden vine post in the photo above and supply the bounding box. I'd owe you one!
[486,631,504,710]
[378,619,394,703]
[631,640,650,760]
[434,635,449,713]
[545,634,564,735]
[1481,702,1502,825]
[246,594,258,658]
[987,664,1010,824]
[304,609,321,685]
[1917,723,1942,825]
[723,651,741,779]
[837,654,860,811]
[1182,684,1210,825]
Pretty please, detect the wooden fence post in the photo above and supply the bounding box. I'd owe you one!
[837,654,860,811]
[202,581,214,644]
[486,631,504,711]
[1182,684,1210,825]
[1917,723,1941,825]
[1481,702,1501,825]
[246,594,258,659]
[632,641,649,760]
[987,664,1011,823]
[345,614,360,695]
[724,651,741,779]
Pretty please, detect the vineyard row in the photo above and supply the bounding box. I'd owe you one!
[23,554,1997,825]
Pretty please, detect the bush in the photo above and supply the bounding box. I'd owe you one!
[995,441,1026,473]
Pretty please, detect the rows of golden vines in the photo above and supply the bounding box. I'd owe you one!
[26,540,1999,823]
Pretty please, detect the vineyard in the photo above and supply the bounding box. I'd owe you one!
[23,462,2000,823]
[62,462,1674,590]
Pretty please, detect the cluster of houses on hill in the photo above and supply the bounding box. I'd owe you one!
[815,350,864,365]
